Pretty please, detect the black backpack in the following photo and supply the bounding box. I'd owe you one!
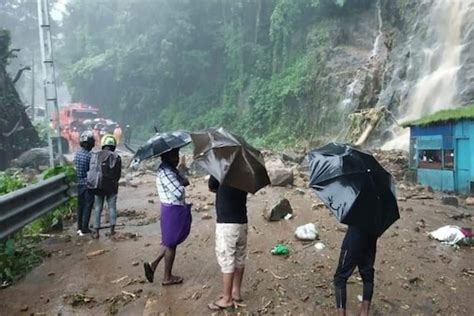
[87,150,121,195]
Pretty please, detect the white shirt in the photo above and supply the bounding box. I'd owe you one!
[156,163,186,205]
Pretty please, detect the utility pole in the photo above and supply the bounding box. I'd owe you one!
[37,0,63,166]
[31,54,35,121]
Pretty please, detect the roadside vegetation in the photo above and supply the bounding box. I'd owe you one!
[0,165,76,287]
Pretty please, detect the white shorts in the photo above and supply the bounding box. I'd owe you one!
[215,223,248,273]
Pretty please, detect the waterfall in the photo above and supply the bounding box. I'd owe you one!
[382,0,474,150]
[339,0,384,112]
[404,0,472,119]
[339,79,359,109]
[371,0,383,57]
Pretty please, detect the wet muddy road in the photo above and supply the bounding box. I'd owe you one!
[0,174,473,315]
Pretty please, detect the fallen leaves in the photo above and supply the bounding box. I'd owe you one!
[105,289,143,314]
[262,269,289,280]
[257,298,273,313]
[111,275,128,284]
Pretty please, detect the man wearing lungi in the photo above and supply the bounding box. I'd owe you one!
[143,148,192,285]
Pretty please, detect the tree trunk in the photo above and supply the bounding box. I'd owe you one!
[255,0,262,44]
[0,29,40,170]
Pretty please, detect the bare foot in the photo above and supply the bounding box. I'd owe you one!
[233,294,242,302]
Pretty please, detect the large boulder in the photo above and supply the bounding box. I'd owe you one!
[465,197,474,206]
[441,196,459,207]
[297,156,310,172]
[264,198,293,221]
[11,148,51,169]
[266,159,294,186]
[281,151,305,164]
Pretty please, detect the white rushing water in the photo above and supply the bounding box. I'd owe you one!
[371,0,383,58]
[383,0,474,150]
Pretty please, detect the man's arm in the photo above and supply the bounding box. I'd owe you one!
[115,156,122,181]
[208,176,219,193]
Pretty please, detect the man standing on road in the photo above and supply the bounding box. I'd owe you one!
[143,148,192,286]
[207,176,248,311]
[113,124,122,145]
[124,124,132,144]
[89,134,122,238]
[74,131,95,236]
[333,225,378,316]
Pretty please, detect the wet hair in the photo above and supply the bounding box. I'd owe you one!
[161,148,179,164]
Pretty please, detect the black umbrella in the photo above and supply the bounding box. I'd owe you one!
[308,142,399,236]
[131,131,191,165]
[191,127,270,194]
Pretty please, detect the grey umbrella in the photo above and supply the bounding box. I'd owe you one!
[191,127,270,194]
[131,131,191,166]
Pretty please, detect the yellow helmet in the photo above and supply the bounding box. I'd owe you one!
[101,134,117,147]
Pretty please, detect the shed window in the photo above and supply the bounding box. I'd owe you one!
[418,150,442,169]
[444,150,454,170]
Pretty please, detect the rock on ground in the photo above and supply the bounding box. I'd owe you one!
[442,196,459,207]
[465,197,474,206]
[264,198,293,221]
[266,159,294,186]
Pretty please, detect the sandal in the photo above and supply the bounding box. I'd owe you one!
[220,295,243,303]
[208,301,233,311]
[162,276,183,286]
[143,262,154,283]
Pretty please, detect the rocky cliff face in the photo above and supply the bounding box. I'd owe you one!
[307,0,474,148]
[0,30,40,170]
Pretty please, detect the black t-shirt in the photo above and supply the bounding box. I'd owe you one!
[341,226,378,253]
[208,176,248,224]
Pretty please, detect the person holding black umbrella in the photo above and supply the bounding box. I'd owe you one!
[308,143,400,316]
[334,222,378,316]
[207,176,248,310]
[189,128,270,310]
[143,148,192,286]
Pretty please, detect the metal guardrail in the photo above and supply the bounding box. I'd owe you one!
[0,174,72,239]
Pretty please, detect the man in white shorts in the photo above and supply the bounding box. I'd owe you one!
[208,176,248,310]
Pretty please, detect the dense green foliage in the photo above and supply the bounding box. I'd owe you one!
[0,236,44,286]
[0,170,26,195]
[402,104,474,127]
[59,0,374,146]
[42,164,77,183]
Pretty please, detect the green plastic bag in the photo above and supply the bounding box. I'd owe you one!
[271,243,289,255]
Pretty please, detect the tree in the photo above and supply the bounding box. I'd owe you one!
[0,29,41,169]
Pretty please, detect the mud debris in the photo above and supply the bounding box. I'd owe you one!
[105,289,142,315]
[86,249,108,258]
[63,292,96,307]
[118,209,147,219]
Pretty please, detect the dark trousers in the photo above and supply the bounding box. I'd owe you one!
[77,184,94,231]
[334,227,377,309]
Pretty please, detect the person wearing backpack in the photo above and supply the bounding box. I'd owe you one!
[74,131,95,236]
[88,134,122,238]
